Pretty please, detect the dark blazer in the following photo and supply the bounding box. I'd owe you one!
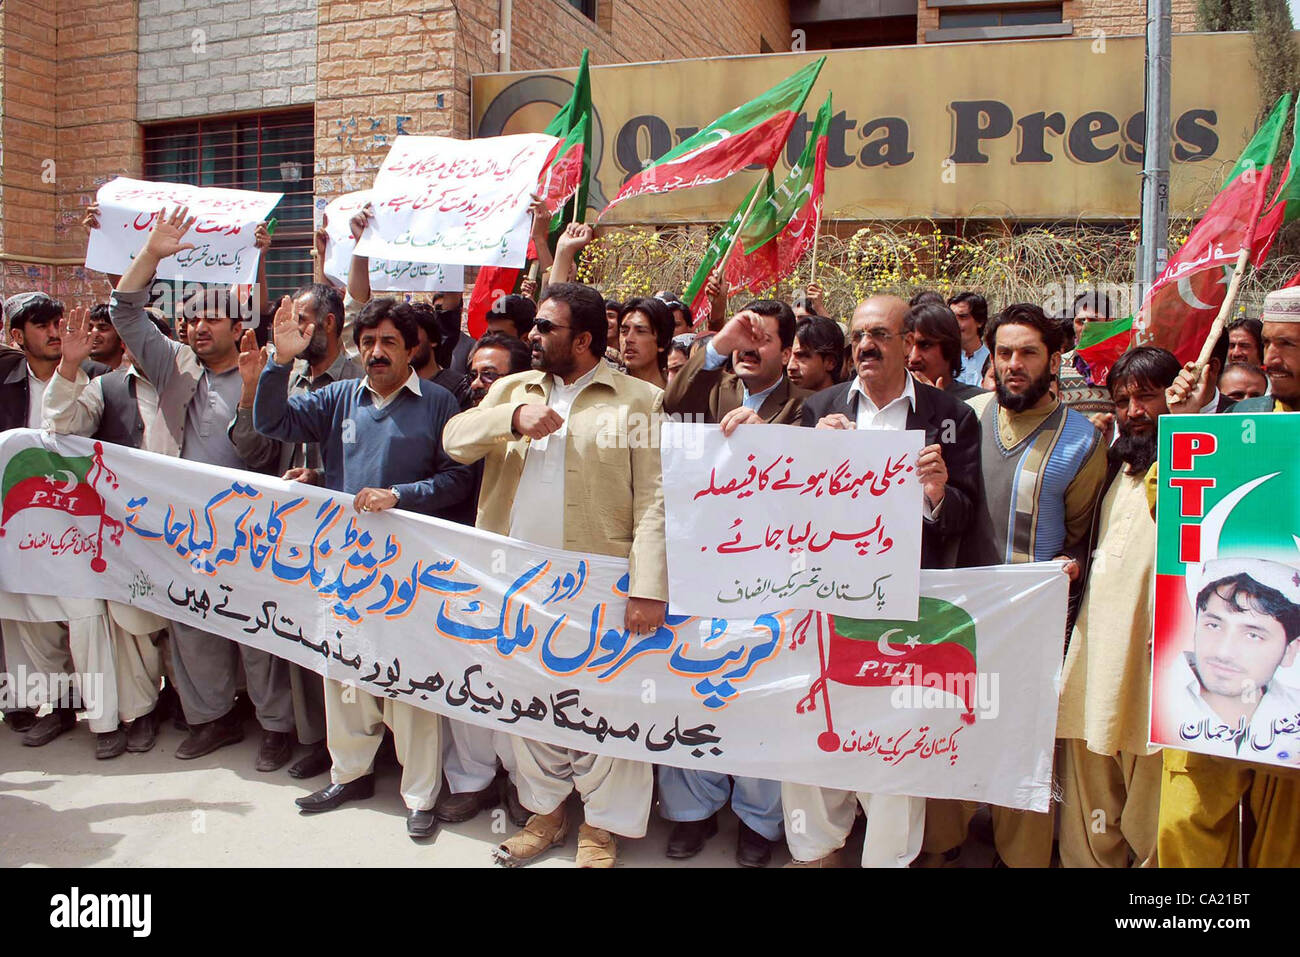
[945,379,986,403]
[0,357,110,432]
[663,344,809,424]
[800,377,984,570]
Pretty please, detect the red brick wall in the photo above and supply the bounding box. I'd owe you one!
[918,0,1202,43]
[0,0,139,307]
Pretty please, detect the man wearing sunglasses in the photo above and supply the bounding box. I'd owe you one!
[444,281,669,868]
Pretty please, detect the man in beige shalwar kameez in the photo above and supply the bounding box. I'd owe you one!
[1057,346,1180,867]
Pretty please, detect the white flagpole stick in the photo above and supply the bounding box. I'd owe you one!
[808,203,823,287]
[1193,245,1252,369]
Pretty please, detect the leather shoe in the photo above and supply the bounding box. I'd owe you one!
[22,708,76,747]
[502,776,530,827]
[735,820,775,868]
[665,814,718,859]
[435,781,500,823]
[255,730,294,772]
[95,728,128,760]
[4,708,38,733]
[288,742,332,780]
[125,710,157,753]
[175,716,244,760]
[296,775,375,813]
[407,808,437,838]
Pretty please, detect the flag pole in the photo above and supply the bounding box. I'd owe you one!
[808,204,823,286]
[1193,245,1252,369]
[716,176,766,280]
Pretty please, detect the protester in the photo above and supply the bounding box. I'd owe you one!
[1224,315,1264,367]
[618,296,675,390]
[905,301,984,400]
[109,207,296,771]
[949,291,989,387]
[792,281,826,319]
[409,301,470,407]
[666,335,692,384]
[654,291,692,336]
[1218,360,1268,402]
[787,314,844,393]
[253,294,472,837]
[605,298,622,345]
[1057,346,1181,868]
[1156,286,1300,867]
[925,302,1108,868]
[87,304,126,370]
[788,294,983,868]
[664,300,807,430]
[444,281,667,868]
[485,293,537,340]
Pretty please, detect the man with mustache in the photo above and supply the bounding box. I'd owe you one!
[229,282,362,781]
[1056,346,1180,868]
[254,294,473,838]
[784,295,982,868]
[924,303,1108,868]
[656,299,807,865]
[664,299,808,433]
[1154,286,1300,868]
[444,281,668,868]
[109,209,298,771]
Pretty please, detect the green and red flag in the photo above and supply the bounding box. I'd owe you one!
[599,56,825,218]
[468,50,593,337]
[681,178,766,328]
[813,599,979,741]
[1,444,120,572]
[1250,97,1300,264]
[726,93,832,295]
[1080,94,1292,381]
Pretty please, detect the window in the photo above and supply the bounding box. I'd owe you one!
[566,0,597,21]
[143,110,315,305]
[939,5,1062,29]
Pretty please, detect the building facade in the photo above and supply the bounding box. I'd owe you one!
[0,0,1213,307]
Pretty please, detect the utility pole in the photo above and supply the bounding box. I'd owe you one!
[1135,0,1172,329]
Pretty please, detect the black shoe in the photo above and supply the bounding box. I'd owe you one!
[407,807,437,838]
[255,730,294,772]
[735,820,775,868]
[502,777,530,828]
[665,814,719,859]
[22,708,76,747]
[295,775,375,813]
[3,708,37,733]
[125,710,157,753]
[174,715,244,760]
[435,781,500,823]
[95,727,128,760]
[288,743,332,780]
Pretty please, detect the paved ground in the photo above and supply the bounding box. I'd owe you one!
[1,712,1002,868]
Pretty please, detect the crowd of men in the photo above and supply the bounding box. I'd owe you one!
[0,201,1297,869]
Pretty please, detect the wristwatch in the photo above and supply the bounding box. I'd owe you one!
[389,486,402,505]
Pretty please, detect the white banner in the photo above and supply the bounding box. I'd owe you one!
[85,176,282,285]
[355,133,557,268]
[661,422,924,619]
[0,431,1061,809]
[320,191,464,292]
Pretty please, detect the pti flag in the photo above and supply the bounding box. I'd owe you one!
[726,93,832,296]
[798,599,979,753]
[0,443,122,572]
[1079,94,1292,381]
[681,178,766,328]
[599,56,825,217]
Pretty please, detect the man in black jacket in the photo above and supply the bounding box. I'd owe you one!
[783,294,983,868]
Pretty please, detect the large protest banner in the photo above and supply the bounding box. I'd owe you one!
[1152,413,1300,768]
[355,133,557,268]
[85,177,283,285]
[0,430,1062,808]
[661,422,922,619]
[319,191,465,293]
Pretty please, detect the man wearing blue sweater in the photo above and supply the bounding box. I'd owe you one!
[254,294,473,839]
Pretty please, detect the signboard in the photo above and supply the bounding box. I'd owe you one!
[1152,411,1300,768]
[472,33,1263,223]
[319,191,464,292]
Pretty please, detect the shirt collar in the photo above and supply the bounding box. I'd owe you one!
[361,368,422,403]
[742,375,782,407]
[295,348,352,387]
[849,371,917,413]
[551,362,601,394]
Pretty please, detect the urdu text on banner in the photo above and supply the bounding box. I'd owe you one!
[0,430,1061,808]
[660,422,923,619]
[85,176,283,285]
[355,133,557,269]
[319,190,464,293]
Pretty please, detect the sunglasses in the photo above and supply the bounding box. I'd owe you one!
[532,318,573,334]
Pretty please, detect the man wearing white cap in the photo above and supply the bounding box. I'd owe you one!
[1159,285,1300,868]
[1170,559,1300,759]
